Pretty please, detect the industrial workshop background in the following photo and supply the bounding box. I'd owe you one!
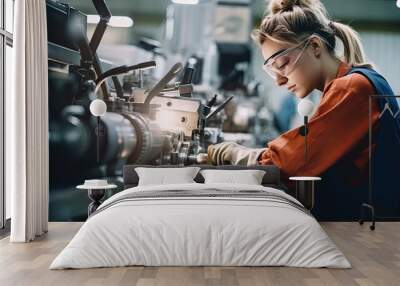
[1,0,399,223]
[38,0,400,221]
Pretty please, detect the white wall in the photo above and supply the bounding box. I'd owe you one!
[360,30,400,94]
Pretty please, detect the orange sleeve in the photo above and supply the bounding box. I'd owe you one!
[258,73,380,177]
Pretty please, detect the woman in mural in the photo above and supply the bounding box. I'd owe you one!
[207,0,400,220]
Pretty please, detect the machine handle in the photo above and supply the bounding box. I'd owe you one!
[94,61,157,95]
[95,61,156,85]
[205,95,234,121]
[206,94,218,108]
[144,62,183,105]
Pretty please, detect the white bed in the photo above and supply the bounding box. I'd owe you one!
[50,183,351,269]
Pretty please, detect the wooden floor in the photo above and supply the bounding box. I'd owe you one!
[0,222,399,286]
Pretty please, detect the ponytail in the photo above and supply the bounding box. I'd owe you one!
[330,21,372,68]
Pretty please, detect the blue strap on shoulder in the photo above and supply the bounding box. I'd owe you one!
[347,67,399,121]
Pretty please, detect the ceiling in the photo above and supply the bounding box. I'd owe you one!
[62,0,400,25]
[58,0,400,45]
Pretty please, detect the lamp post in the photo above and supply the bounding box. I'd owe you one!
[89,99,107,164]
[297,98,315,165]
[289,98,320,211]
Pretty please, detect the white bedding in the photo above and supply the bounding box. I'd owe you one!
[49,183,351,269]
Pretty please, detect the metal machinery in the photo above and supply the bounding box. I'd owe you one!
[47,0,233,220]
[163,0,279,146]
[47,0,281,220]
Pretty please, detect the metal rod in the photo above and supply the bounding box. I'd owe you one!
[97,116,100,164]
[89,0,111,54]
[359,95,376,230]
[305,132,308,165]
[369,96,372,204]
[369,95,400,98]
[205,95,234,121]
[145,62,183,105]
[89,21,108,54]
[304,116,308,166]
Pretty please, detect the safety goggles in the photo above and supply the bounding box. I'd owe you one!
[262,35,316,80]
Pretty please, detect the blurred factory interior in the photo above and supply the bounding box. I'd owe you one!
[42,0,400,221]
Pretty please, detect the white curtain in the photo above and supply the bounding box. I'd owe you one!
[7,0,49,242]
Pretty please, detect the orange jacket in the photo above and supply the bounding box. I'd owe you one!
[258,62,380,186]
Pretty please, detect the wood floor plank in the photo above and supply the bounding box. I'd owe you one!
[0,222,399,286]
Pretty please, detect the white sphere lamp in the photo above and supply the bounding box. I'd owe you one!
[297,98,315,117]
[90,99,107,117]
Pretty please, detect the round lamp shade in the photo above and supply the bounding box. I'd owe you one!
[90,99,107,117]
[297,98,315,117]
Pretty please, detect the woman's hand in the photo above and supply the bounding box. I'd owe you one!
[207,142,266,166]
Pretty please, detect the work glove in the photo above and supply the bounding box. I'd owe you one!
[207,141,266,166]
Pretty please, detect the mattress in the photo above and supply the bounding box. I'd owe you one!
[49,183,351,269]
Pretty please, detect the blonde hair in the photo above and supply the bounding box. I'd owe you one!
[252,0,371,68]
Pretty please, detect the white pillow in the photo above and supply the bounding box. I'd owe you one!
[200,169,266,185]
[135,167,201,186]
